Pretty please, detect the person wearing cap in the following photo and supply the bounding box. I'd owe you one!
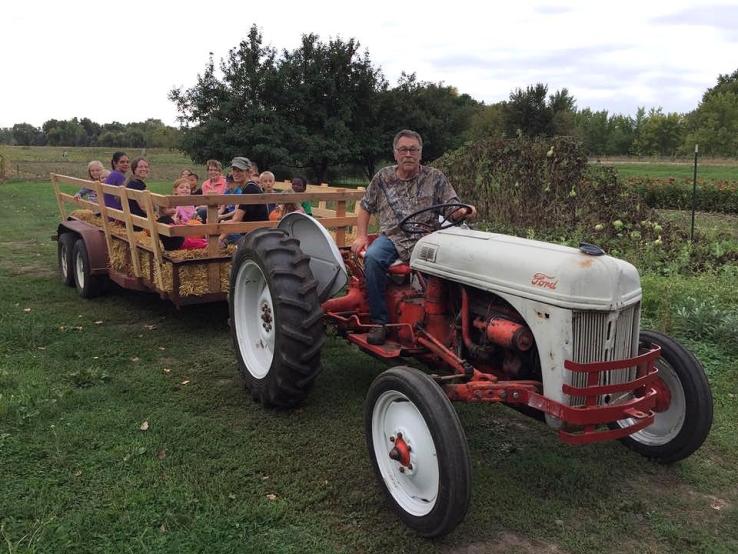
[218,157,269,246]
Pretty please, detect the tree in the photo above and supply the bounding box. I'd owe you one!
[606,114,635,155]
[385,73,481,161]
[79,118,102,145]
[171,26,288,169]
[44,118,86,146]
[277,33,388,182]
[632,108,684,156]
[505,83,550,137]
[0,128,14,144]
[12,123,45,146]
[702,68,738,103]
[549,88,576,136]
[503,84,575,138]
[574,109,609,155]
[171,26,477,181]
[683,92,738,156]
[468,102,507,141]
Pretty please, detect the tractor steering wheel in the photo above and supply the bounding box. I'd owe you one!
[398,202,474,235]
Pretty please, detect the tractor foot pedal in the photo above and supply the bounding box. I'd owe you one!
[348,333,402,358]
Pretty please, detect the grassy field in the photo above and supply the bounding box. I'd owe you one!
[597,159,738,181]
[4,146,738,187]
[1,180,737,553]
[0,146,201,183]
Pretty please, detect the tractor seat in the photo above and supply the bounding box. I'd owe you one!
[387,261,411,276]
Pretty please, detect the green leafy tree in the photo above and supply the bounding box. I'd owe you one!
[702,68,738,102]
[549,88,577,136]
[606,114,635,155]
[44,118,86,146]
[468,102,507,141]
[505,83,551,137]
[97,130,127,147]
[386,73,481,161]
[0,127,14,144]
[632,108,684,156]
[683,92,738,156]
[278,33,388,182]
[171,26,288,169]
[503,84,576,138]
[573,109,609,155]
[79,118,102,145]
[176,27,390,180]
[12,123,45,146]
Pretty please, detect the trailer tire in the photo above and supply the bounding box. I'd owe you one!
[365,366,471,537]
[229,228,324,408]
[617,330,713,463]
[72,239,104,298]
[58,232,77,287]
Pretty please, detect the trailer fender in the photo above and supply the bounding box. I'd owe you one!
[56,220,109,274]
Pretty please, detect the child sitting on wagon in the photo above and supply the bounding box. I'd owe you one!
[156,178,207,250]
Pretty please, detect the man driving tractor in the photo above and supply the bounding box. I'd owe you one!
[351,129,477,345]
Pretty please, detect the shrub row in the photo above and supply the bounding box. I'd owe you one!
[625,177,738,214]
[433,137,738,274]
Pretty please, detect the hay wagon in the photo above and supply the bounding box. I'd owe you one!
[51,174,365,306]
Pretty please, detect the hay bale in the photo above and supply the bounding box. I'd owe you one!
[219,260,233,292]
[70,209,238,297]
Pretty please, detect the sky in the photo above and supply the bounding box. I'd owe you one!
[2,0,738,128]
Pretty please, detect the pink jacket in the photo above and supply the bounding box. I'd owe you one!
[175,205,197,223]
[202,176,226,195]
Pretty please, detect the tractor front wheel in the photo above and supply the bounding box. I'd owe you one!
[229,229,324,408]
[618,330,713,463]
[364,366,471,537]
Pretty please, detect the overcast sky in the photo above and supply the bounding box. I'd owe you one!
[2,0,737,128]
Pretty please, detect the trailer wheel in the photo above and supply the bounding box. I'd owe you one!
[365,366,471,537]
[618,330,713,463]
[229,229,324,408]
[72,239,104,298]
[58,233,77,287]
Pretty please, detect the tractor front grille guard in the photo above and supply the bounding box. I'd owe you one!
[444,346,662,445]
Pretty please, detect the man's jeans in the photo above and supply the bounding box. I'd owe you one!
[364,234,399,324]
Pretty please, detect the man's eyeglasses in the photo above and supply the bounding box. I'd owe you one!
[395,146,421,154]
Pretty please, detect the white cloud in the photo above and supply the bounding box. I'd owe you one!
[2,0,737,127]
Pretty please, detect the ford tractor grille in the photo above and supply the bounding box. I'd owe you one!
[569,304,641,406]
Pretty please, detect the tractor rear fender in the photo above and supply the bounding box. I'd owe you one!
[56,220,109,275]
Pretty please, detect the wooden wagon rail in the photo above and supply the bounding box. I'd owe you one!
[51,173,366,305]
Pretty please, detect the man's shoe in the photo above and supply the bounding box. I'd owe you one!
[367,325,386,345]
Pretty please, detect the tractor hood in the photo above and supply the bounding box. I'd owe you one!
[410,228,641,311]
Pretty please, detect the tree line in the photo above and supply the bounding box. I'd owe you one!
[4,25,737,179]
[0,118,180,149]
[169,26,738,180]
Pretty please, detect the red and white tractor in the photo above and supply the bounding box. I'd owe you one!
[228,206,713,537]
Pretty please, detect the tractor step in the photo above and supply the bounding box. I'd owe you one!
[347,333,403,358]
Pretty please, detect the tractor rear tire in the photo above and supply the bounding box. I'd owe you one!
[618,330,713,463]
[58,232,77,287]
[365,366,471,537]
[72,239,104,298]
[229,228,324,408]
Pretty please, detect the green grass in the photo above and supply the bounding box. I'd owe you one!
[0,146,204,183]
[1,181,737,552]
[658,210,738,241]
[597,159,738,181]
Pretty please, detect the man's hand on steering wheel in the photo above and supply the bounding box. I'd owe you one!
[398,202,476,235]
[449,204,477,222]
